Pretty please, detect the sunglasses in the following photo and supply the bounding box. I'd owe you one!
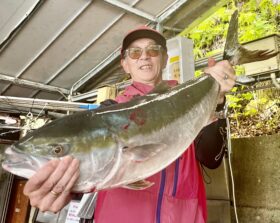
[125,44,162,59]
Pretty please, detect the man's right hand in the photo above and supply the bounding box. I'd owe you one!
[23,156,80,213]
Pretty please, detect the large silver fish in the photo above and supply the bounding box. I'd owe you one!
[2,76,219,193]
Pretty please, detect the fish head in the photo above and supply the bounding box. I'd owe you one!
[1,127,78,179]
[1,115,119,192]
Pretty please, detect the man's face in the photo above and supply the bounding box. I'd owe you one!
[121,38,168,86]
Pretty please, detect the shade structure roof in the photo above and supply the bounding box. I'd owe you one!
[0,0,226,113]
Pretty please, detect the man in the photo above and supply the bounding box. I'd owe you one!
[24,26,236,223]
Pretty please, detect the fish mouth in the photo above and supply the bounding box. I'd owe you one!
[2,146,49,179]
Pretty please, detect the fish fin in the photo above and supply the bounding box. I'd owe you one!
[123,143,166,162]
[223,10,239,64]
[236,47,279,65]
[122,180,154,190]
[148,81,171,94]
[223,10,279,65]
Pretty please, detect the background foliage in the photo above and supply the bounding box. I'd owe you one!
[181,0,280,138]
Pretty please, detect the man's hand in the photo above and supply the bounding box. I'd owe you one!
[204,57,236,104]
[23,156,80,213]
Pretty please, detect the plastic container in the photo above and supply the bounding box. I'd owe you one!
[162,36,195,83]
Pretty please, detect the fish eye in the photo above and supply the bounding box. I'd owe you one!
[51,144,64,157]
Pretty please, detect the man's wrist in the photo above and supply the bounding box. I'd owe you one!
[217,92,226,105]
[215,95,226,119]
[216,103,225,112]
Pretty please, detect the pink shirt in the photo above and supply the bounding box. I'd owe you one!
[94,80,207,223]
